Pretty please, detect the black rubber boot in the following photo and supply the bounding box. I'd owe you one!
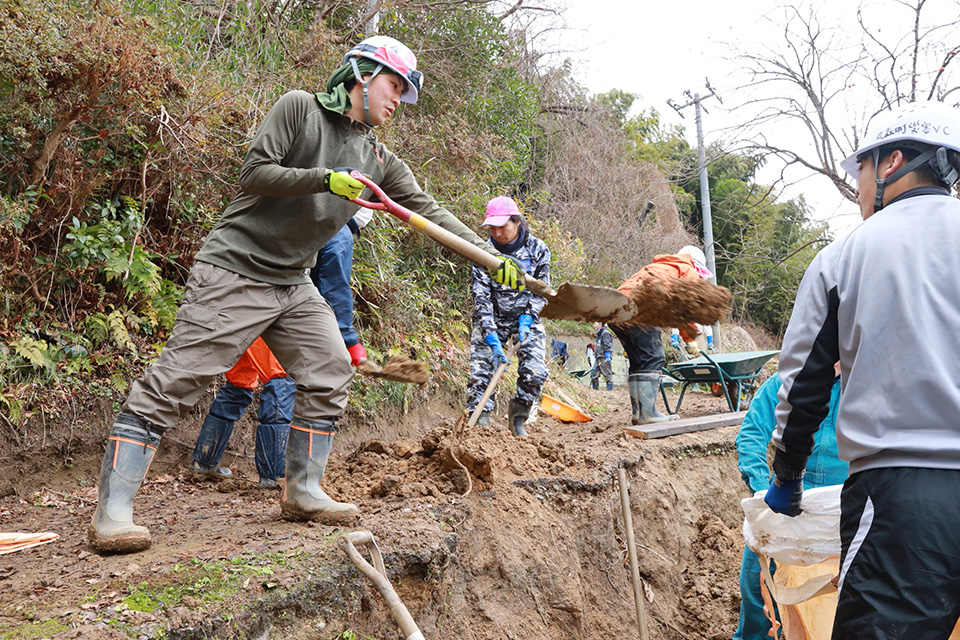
[635,372,677,423]
[606,381,614,391]
[88,414,162,553]
[508,399,530,437]
[477,411,490,427]
[591,378,599,390]
[280,418,359,524]
[627,375,643,425]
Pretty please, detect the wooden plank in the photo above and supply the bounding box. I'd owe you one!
[621,411,747,439]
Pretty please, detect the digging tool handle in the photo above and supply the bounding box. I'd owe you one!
[466,338,521,428]
[339,531,424,640]
[618,467,650,640]
[350,173,557,299]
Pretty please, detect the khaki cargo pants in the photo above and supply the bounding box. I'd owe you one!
[123,261,353,431]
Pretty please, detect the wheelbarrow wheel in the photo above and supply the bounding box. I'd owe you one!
[732,382,755,411]
[712,382,755,410]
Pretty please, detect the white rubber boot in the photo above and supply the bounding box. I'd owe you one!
[280,418,359,524]
[88,414,161,553]
[633,372,678,423]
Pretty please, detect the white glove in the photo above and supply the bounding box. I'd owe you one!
[352,207,374,230]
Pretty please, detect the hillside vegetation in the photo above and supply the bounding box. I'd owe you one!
[0,0,824,431]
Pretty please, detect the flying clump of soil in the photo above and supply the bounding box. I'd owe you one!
[358,354,430,384]
[628,278,732,328]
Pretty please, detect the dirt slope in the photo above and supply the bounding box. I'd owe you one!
[0,388,750,640]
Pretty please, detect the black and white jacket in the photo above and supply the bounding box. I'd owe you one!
[773,188,960,475]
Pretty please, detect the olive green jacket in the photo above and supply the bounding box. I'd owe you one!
[195,90,494,285]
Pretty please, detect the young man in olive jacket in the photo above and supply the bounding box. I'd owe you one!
[88,36,526,553]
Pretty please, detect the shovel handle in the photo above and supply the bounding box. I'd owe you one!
[350,173,557,299]
[466,338,521,428]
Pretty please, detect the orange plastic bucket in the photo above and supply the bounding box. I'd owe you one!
[540,394,592,422]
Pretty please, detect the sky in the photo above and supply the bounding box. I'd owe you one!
[540,0,878,235]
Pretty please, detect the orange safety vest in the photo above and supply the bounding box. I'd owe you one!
[225,337,289,390]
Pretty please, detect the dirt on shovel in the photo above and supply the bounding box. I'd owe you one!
[625,278,732,328]
[358,355,430,384]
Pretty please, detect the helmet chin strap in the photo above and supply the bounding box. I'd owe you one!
[872,148,885,212]
[872,145,949,212]
[350,58,383,126]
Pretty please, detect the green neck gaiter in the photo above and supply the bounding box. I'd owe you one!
[316,58,382,115]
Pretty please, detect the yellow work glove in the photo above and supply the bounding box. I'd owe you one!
[490,256,526,291]
[685,341,701,356]
[323,167,365,200]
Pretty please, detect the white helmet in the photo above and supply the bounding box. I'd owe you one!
[841,102,960,178]
[677,245,706,266]
[841,102,960,210]
[678,245,712,280]
[344,35,423,104]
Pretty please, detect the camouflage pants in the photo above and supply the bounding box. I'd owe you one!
[467,322,548,412]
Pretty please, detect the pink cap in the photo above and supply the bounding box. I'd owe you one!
[482,196,520,227]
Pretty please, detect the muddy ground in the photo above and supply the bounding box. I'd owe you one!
[0,380,757,640]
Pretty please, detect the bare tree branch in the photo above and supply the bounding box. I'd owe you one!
[728,0,960,203]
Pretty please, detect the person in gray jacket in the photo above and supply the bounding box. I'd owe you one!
[88,35,528,554]
[590,322,614,390]
[765,102,960,639]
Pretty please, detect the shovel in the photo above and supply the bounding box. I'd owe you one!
[349,173,637,324]
[338,530,425,640]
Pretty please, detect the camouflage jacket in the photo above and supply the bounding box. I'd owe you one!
[471,231,551,335]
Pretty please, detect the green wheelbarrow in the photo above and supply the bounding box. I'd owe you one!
[660,350,780,413]
[568,366,596,382]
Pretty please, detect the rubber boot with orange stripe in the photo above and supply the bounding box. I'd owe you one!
[88,414,162,553]
[280,417,359,524]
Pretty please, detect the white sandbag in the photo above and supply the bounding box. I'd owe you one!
[742,485,843,566]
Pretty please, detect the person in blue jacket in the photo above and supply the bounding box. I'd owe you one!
[308,207,373,368]
[733,362,847,640]
[591,322,614,390]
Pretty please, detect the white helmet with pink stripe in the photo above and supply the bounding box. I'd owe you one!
[344,36,424,104]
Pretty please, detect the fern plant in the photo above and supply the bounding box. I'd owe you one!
[83,306,137,352]
[8,336,57,380]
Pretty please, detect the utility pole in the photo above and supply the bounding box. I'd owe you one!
[365,0,379,34]
[668,79,723,349]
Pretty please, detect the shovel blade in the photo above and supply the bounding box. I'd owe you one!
[540,283,637,323]
[357,357,429,384]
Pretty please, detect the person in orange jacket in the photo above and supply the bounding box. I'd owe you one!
[190,210,373,487]
[190,338,293,488]
[611,246,713,424]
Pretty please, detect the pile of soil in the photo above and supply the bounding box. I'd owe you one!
[0,386,751,640]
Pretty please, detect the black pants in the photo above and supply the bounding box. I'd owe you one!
[610,323,663,374]
[834,467,960,639]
